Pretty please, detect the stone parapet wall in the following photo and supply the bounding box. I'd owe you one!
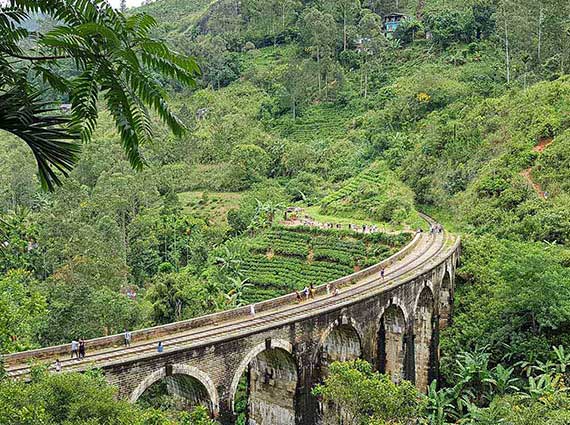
[3,229,422,367]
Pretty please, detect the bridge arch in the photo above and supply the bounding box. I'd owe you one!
[315,319,363,425]
[414,285,436,392]
[229,339,298,424]
[229,339,294,411]
[129,364,219,415]
[313,316,364,366]
[378,303,408,383]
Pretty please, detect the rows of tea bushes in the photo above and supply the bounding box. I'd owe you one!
[243,255,353,288]
[319,162,419,224]
[240,226,410,302]
[321,166,383,206]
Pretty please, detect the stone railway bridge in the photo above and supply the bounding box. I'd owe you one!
[6,216,460,425]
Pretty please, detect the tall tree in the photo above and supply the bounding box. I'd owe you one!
[280,60,311,119]
[333,0,361,51]
[278,0,302,30]
[302,7,336,96]
[358,10,386,98]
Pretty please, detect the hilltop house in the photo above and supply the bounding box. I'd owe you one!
[383,12,407,34]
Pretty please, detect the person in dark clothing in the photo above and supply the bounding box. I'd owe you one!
[79,339,86,359]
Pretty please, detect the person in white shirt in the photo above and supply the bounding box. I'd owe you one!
[124,329,132,347]
[70,340,79,360]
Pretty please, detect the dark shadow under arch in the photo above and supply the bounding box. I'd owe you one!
[234,345,298,425]
[440,269,453,328]
[318,323,362,376]
[317,323,363,425]
[136,372,215,415]
[378,304,407,383]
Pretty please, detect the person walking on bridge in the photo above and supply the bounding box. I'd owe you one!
[309,284,316,299]
[54,359,62,373]
[124,329,132,347]
[157,341,164,353]
[380,267,386,280]
[70,339,79,360]
[79,338,86,359]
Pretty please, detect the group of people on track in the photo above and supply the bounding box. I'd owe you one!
[56,329,135,372]
[290,214,380,235]
[70,338,86,360]
[294,282,341,303]
[430,224,443,234]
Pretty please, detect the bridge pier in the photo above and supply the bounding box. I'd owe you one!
[430,315,440,389]
[295,362,320,425]
[217,398,235,425]
[405,332,415,384]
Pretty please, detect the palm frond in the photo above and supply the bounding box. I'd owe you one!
[2,1,199,189]
[0,86,80,191]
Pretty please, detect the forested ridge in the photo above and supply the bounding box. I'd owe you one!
[2,0,570,423]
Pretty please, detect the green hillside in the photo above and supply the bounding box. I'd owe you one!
[3,0,570,423]
[135,0,214,37]
[320,161,420,226]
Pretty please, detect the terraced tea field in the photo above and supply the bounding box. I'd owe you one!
[241,226,411,303]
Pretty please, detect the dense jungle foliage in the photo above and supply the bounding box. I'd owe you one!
[2,0,570,423]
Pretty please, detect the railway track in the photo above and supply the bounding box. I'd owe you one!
[5,215,457,379]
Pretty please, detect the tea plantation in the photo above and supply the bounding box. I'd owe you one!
[241,226,411,302]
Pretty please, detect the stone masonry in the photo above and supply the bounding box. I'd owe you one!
[6,227,459,425]
[103,251,458,424]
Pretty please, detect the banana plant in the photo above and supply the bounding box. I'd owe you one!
[552,345,570,375]
[453,348,493,405]
[483,364,519,396]
[457,398,507,425]
[225,276,253,307]
[519,373,562,401]
[425,380,455,425]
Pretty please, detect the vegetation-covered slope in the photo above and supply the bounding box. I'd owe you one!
[320,161,419,225]
[3,0,570,423]
[241,226,409,302]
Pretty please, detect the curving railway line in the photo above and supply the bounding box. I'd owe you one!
[5,214,457,383]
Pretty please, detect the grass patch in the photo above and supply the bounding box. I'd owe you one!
[179,191,243,224]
